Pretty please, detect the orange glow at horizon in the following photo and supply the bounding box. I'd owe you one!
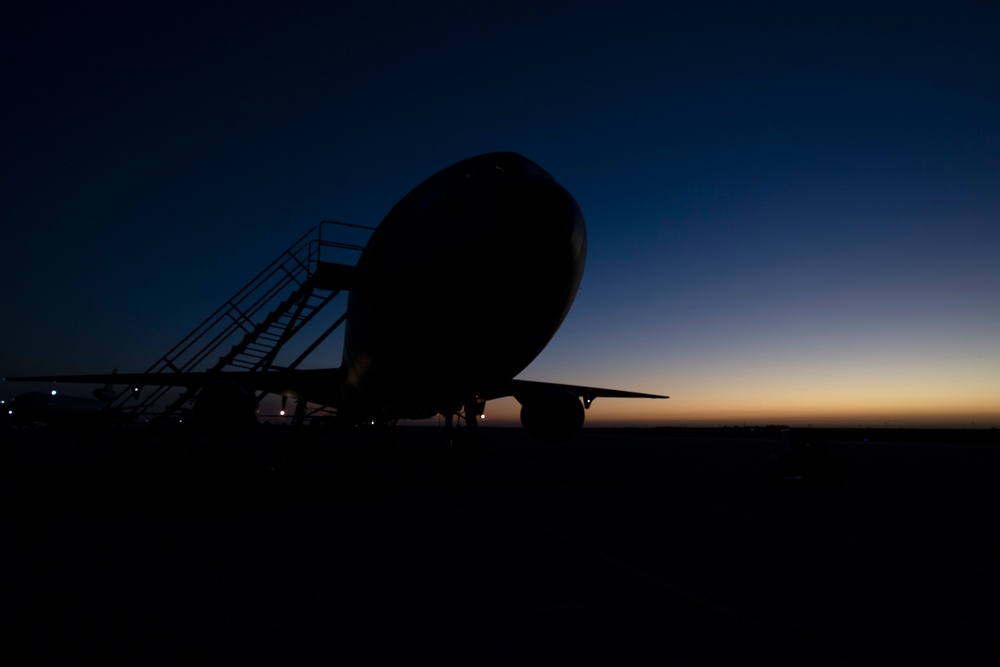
[473,398,999,428]
[471,369,1000,428]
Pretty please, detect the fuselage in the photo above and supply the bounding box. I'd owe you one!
[340,152,586,419]
[9,392,108,425]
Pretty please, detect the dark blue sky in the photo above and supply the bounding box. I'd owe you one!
[3,1,998,425]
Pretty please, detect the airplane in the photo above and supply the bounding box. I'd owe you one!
[6,152,666,441]
[7,376,118,427]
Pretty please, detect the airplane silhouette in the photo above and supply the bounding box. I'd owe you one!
[8,153,666,441]
[6,374,117,427]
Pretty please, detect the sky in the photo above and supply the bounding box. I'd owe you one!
[2,1,998,427]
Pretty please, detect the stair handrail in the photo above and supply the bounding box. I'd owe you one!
[147,227,317,373]
[112,222,372,419]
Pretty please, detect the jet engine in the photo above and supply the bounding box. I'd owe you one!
[192,381,256,437]
[518,389,585,442]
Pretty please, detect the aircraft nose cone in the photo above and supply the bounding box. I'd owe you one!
[489,180,584,280]
[344,153,588,404]
[467,176,587,344]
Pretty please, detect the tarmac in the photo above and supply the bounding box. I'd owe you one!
[2,425,999,664]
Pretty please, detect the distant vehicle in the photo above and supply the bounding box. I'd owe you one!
[9,153,666,440]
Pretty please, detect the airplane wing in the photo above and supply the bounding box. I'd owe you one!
[4,369,346,407]
[485,378,667,406]
[6,372,665,415]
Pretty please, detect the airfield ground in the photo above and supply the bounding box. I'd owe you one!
[2,425,999,664]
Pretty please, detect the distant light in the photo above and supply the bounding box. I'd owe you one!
[51,390,57,396]
[7,410,12,415]
[279,410,286,416]
[370,420,375,425]
[479,414,485,419]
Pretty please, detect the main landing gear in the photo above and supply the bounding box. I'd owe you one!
[441,399,487,451]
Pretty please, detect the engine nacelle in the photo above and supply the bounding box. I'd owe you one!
[192,381,256,438]
[518,389,585,442]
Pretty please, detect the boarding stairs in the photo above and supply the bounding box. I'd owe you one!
[110,221,372,425]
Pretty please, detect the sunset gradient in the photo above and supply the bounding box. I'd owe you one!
[3,2,998,427]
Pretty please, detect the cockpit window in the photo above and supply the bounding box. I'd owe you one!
[464,158,522,180]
